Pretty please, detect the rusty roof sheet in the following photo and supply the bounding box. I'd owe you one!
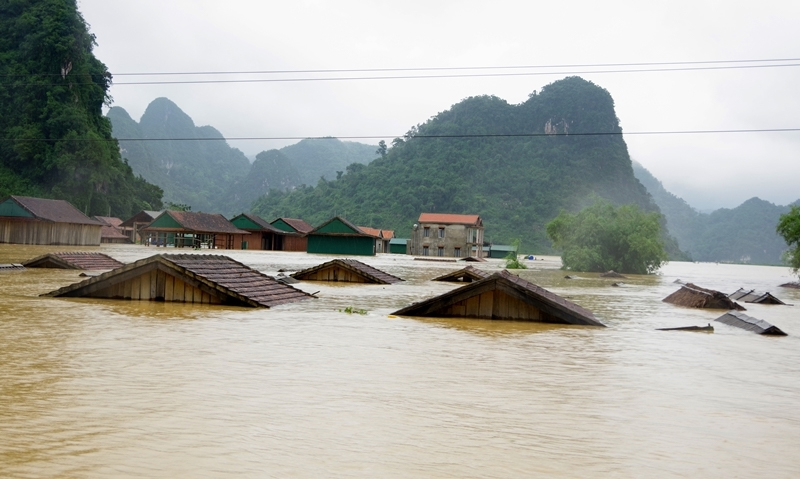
[6,195,103,225]
[393,270,604,326]
[276,217,314,234]
[291,259,404,284]
[24,252,125,270]
[418,213,482,226]
[44,254,313,308]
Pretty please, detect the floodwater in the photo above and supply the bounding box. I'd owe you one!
[1,244,799,478]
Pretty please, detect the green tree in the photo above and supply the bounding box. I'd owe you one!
[776,205,800,276]
[546,199,668,274]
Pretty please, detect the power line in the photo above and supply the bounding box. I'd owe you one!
[3,128,800,142]
[4,62,800,87]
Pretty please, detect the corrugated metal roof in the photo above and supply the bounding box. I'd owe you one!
[418,213,482,226]
[715,311,787,335]
[148,211,249,234]
[292,259,404,284]
[44,254,313,308]
[6,195,102,225]
[728,288,787,304]
[24,252,124,270]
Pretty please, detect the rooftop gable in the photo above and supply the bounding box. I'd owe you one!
[24,252,125,270]
[230,213,283,233]
[146,211,249,234]
[2,195,102,225]
[292,259,404,284]
[431,265,490,283]
[310,216,367,236]
[271,217,314,234]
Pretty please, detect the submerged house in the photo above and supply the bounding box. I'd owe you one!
[389,238,409,254]
[229,213,306,251]
[728,288,787,305]
[24,252,124,270]
[410,213,484,259]
[44,254,313,308]
[715,311,787,336]
[119,210,162,244]
[306,216,377,256]
[94,216,129,244]
[488,244,517,259]
[431,265,490,283]
[0,195,103,245]
[269,217,313,251]
[141,211,249,249]
[663,283,745,310]
[291,259,403,284]
[393,270,605,326]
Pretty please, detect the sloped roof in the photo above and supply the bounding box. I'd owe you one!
[291,259,404,284]
[146,211,249,234]
[418,213,482,226]
[663,283,745,310]
[44,254,312,308]
[715,311,787,335]
[273,217,314,234]
[231,213,284,233]
[24,252,124,270]
[431,265,491,283]
[3,195,102,225]
[358,226,382,238]
[120,210,162,228]
[381,230,394,239]
[99,225,129,240]
[94,216,123,227]
[393,270,605,326]
[728,288,786,305]
[599,270,627,278]
[310,216,369,236]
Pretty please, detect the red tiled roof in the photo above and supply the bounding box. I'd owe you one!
[358,226,382,238]
[7,195,102,225]
[381,230,394,239]
[418,213,482,226]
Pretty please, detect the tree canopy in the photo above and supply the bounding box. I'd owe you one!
[546,199,668,274]
[0,0,162,217]
[776,205,800,276]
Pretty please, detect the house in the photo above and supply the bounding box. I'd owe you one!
[269,217,314,251]
[94,216,129,244]
[23,252,124,270]
[291,259,403,284]
[229,213,306,251]
[119,210,162,244]
[0,195,103,245]
[715,311,787,335]
[392,270,605,326]
[306,216,377,256]
[488,244,517,259]
[431,265,490,283]
[43,254,313,308]
[410,213,484,259]
[663,283,745,310]
[728,288,787,305]
[140,211,249,249]
[389,238,409,254]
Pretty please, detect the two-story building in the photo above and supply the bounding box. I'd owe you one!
[410,213,484,258]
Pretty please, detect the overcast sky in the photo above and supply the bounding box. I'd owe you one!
[78,0,800,211]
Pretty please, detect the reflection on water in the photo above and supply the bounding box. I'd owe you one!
[1,244,799,478]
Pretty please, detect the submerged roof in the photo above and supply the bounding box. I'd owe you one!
[431,265,491,283]
[291,259,404,284]
[1,195,102,225]
[599,270,627,278]
[728,288,787,305]
[663,283,745,310]
[418,213,482,226]
[715,311,787,336]
[145,211,249,234]
[393,270,605,326]
[24,252,124,270]
[44,254,313,308]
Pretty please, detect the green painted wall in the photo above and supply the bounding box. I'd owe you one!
[307,235,375,256]
[0,199,33,218]
[315,218,359,234]
[231,215,260,230]
[271,219,295,232]
[149,214,182,228]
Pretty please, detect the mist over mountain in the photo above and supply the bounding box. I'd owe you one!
[633,161,795,265]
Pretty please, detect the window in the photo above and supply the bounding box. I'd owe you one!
[438,228,445,238]
[423,246,429,256]
[454,247,461,257]
[438,246,444,257]
[423,227,430,237]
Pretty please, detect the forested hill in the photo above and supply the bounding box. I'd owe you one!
[0,0,163,217]
[252,77,657,251]
[633,161,795,265]
[109,101,379,214]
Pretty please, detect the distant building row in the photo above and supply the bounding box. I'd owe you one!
[0,195,509,258]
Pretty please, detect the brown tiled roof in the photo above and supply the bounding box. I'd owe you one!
[418,213,481,226]
[153,211,249,234]
[393,270,605,326]
[236,213,284,233]
[94,216,123,227]
[7,195,102,225]
[277,217,314,234]
[100,225,129,239]
[431,265,490,282]
[292,259,404,284]
[663,283,745,310]
[24,252,124,270]
[44,254,312,308]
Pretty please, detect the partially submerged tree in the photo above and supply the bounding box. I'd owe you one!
[776,205,800,277]
[546,199,668,274]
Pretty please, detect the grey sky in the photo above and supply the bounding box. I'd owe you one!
[78,0,800,211]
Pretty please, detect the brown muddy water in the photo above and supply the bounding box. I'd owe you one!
[1,244,799,478]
